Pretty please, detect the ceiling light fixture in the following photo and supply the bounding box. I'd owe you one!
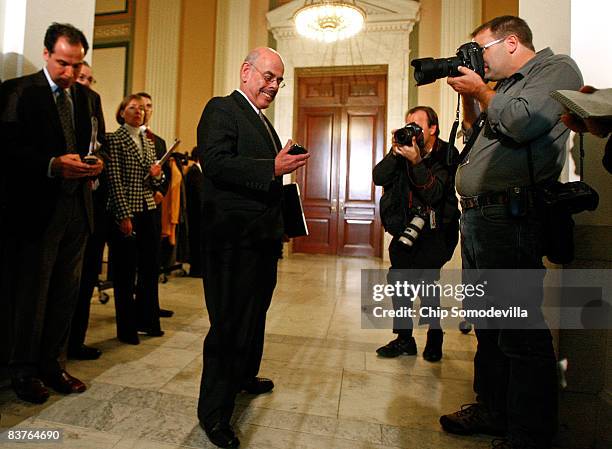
[294,1,366,43]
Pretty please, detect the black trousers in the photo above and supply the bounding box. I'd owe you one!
[197,241,279,427]
[9,191,88,377]
[68,199,108,351]
[108,209,161,339]
[461,205,557,447]
[388,231,449,336]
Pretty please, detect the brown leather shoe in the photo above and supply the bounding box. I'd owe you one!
[12,377,49,404]
[41,370,87,394]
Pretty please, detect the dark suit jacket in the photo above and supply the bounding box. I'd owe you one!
[0,70,103,233]
[196,90,284,248]
[146,131,170,197]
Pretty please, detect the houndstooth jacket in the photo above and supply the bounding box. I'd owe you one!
[106,125,158,221]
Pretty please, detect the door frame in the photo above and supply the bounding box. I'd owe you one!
[290,65,388,257]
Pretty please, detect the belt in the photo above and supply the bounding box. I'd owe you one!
[460,191,509,210]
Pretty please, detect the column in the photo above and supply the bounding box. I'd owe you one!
[213,0,251,97]
[145,0,181,142]
[438,0,480,138]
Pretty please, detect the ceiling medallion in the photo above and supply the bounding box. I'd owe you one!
[294,1,366,43]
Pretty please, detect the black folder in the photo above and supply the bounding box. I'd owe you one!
[282,183,308,238]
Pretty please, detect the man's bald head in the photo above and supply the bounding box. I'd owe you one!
[240,47,285,110]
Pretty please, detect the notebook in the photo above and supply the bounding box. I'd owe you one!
[551,88,612,119]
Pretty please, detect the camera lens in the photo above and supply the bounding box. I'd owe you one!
[412,57,461,86]
[393,123,424,148]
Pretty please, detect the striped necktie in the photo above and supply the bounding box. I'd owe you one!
[259,111,279,154]
[56,88,77,153]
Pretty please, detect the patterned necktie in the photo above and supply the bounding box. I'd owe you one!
[56,89,77,153]
[259,111,279,153]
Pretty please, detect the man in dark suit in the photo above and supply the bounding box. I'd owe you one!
[68,60,106,361]
[0,23,104,404]
[196,47,309,448]
[185,146,204,277]
[138,91,174,318]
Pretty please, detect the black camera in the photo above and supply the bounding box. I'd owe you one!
[411,42,485,86]
[288,143,308,155]
[393,122,424,148]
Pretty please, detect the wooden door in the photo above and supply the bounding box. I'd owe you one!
[293,70,386,257]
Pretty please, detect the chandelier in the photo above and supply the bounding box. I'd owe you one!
[294,1,366,43]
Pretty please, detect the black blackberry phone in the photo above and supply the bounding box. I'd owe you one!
[288,143,307,155]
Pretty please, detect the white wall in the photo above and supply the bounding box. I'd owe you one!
[519,0,570,54]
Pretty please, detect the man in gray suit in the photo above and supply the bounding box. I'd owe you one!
[0,23,104,403]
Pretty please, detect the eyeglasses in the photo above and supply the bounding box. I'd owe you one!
[77,74,96,84]
[480,37,506,51]
[249,63,285,89]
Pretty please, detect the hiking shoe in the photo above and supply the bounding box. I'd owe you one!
[439,403,506,436]
[376,337,417,358]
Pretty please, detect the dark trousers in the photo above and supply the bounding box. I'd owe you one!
[9,192,88,378]
[461,204,557,447]
[388,231,449,337]
[197,241,279,427]
[109,209,161,339]
[69,203,108,351]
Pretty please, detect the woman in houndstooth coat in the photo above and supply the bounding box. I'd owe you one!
[106,94,164,345]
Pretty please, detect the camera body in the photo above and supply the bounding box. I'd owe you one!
[393,122,425,148]
[411,42,485,86]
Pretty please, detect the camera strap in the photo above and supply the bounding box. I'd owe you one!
[446,93,486,166]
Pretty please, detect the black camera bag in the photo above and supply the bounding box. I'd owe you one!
[527,139,599,264]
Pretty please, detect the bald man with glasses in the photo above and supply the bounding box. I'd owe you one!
[195,47,309,448]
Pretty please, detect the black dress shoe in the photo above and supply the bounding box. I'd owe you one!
[118,334,140,345]
[159,308,174,318]
[68,344,102,360]
[423,329,443,362]
[203,422,240,448]
[241,377,274,394]
[12,377,49,404]
[376,336,417,358]
[41,370,87,394]
[137,328,165,337]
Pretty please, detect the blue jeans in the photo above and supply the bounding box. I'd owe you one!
[461,204,557,448]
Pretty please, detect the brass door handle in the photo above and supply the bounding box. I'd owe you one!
[331,198,337,213]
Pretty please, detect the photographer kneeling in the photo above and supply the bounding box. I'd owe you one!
[373,106,459,362]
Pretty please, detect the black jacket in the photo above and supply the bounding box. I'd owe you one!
[0,71,105,233]
[196,90,283,248]
[373,139,459,234]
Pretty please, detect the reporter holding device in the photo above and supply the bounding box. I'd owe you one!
[106,94,165,345]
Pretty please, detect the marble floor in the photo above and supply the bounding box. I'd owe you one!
[0,253,490,449]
